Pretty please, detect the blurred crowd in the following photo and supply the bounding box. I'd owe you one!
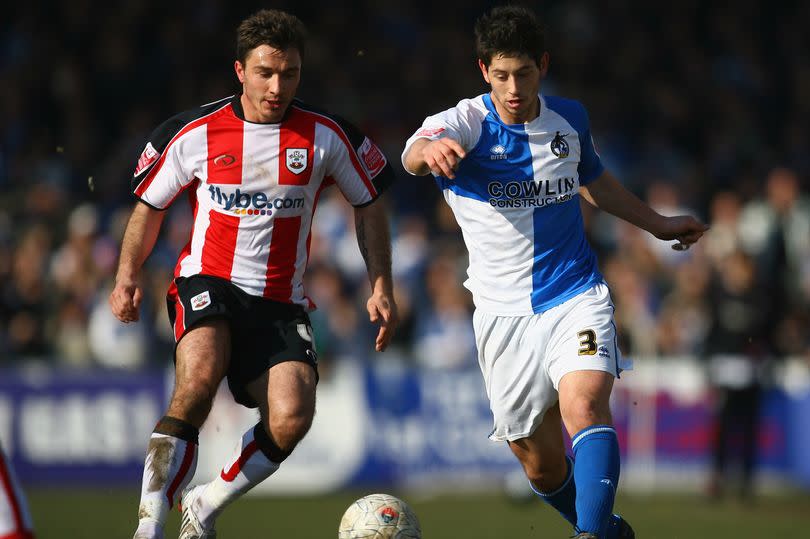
[1,0,809,374]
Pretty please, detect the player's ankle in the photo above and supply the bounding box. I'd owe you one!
[134,517,164,539]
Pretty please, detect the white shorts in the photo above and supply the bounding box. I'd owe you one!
[473,283,632,442]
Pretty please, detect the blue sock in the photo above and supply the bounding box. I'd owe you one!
[572,425,621,537]
[530,455,577,528]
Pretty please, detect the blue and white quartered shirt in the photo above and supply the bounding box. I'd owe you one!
[402,93,605,315]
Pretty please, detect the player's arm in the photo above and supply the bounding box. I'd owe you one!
[580,170,709,249]
[402,137,467,179]
[354,195,398,352]
[109,202,165,323]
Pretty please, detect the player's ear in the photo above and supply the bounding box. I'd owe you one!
[235,60,246,83]
[538,52,550,78]
[478,59,490,84]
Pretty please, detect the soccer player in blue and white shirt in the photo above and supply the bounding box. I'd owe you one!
[403,6,707,539]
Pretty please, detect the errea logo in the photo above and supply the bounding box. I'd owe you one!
[490,144,507,160]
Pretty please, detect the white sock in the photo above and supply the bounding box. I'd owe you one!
[193,426,279,528]
[136,433,198,532]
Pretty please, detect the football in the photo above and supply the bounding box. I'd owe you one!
[338,493,422,539]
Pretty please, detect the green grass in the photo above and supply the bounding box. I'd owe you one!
[27,487,810,538]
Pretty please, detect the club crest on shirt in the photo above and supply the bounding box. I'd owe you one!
[550,131,570,158]
[190,291,211,311]
[285,148,308,174]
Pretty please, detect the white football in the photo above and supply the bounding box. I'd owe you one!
[338,493,422,539]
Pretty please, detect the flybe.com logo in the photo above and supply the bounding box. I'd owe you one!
[207,186,304,216]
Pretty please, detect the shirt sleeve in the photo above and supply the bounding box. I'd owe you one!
[575,105,604,186]
[400,99,482,175]
[322,117,395,207]
[131,116,196,210]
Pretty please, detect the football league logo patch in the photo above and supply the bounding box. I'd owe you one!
[285,148,308,175]
[550,131,570,158]
[134,142,159,177]
[415,127,445,137]
[359,137,387,178]
[190,291,211,311]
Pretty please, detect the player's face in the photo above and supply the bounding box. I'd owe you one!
[479,52,548,124]
[235,45,301,123]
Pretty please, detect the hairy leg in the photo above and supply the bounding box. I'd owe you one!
[135,319,230,538]
[187,361,318,531]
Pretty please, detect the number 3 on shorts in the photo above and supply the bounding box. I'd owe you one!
[577,329,597,356]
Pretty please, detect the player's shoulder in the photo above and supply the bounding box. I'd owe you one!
[289,99,355,131]
[430,94,489,123]
[289,98,371,148]
[542,95,591,132]
[150,95,234,145]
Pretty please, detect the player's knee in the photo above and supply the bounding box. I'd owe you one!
[520,453,567,491]
[563,395,611,431]
[172,380,218,416]
[265,406,314,450]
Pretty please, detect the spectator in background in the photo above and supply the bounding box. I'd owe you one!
[704,250,772,502]
[413,253,476,370]
[1,224,52,359]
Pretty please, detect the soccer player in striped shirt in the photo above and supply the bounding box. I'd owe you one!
[110,9,398,539]
[402,6,708,538]
[0,445,35,539]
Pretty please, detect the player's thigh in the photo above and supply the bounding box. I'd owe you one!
[248,361,317,427]
[545,283,620,433]
[168,275,235,396]
[508,401,566,469]
[174,317,231,394]
[474,310,557,442]
[558,369,614,436]
[227,304,318,409]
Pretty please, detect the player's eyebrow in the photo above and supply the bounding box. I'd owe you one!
[493,66,533,75]
[255,65,301,73]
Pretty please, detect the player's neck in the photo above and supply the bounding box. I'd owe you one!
[492,94,540,125]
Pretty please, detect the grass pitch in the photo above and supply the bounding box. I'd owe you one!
[27,487,810,538]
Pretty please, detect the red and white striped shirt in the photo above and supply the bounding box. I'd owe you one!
[132,95,393,308]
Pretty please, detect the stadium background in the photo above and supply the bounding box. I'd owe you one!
[1,0,809,536]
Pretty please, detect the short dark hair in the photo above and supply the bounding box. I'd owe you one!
[236,9,307,65]
[475,5,545,67]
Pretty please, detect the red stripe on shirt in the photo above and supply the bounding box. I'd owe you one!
[200,209,240,279]
[134,103,232,198]
[0,452,26,535]
[206,112,244,185]
[166,442,196,507]
[0,532,34,539]
[263,216,301,301]
[173,186,199,280]
[220,441,258,482]
[278,108,315,186]
[292,106,377,197]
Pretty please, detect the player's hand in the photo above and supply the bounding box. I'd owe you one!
[109,278,144,323]
[367,290,398,352]
[653,215,710,250]
[421,138,466,179]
